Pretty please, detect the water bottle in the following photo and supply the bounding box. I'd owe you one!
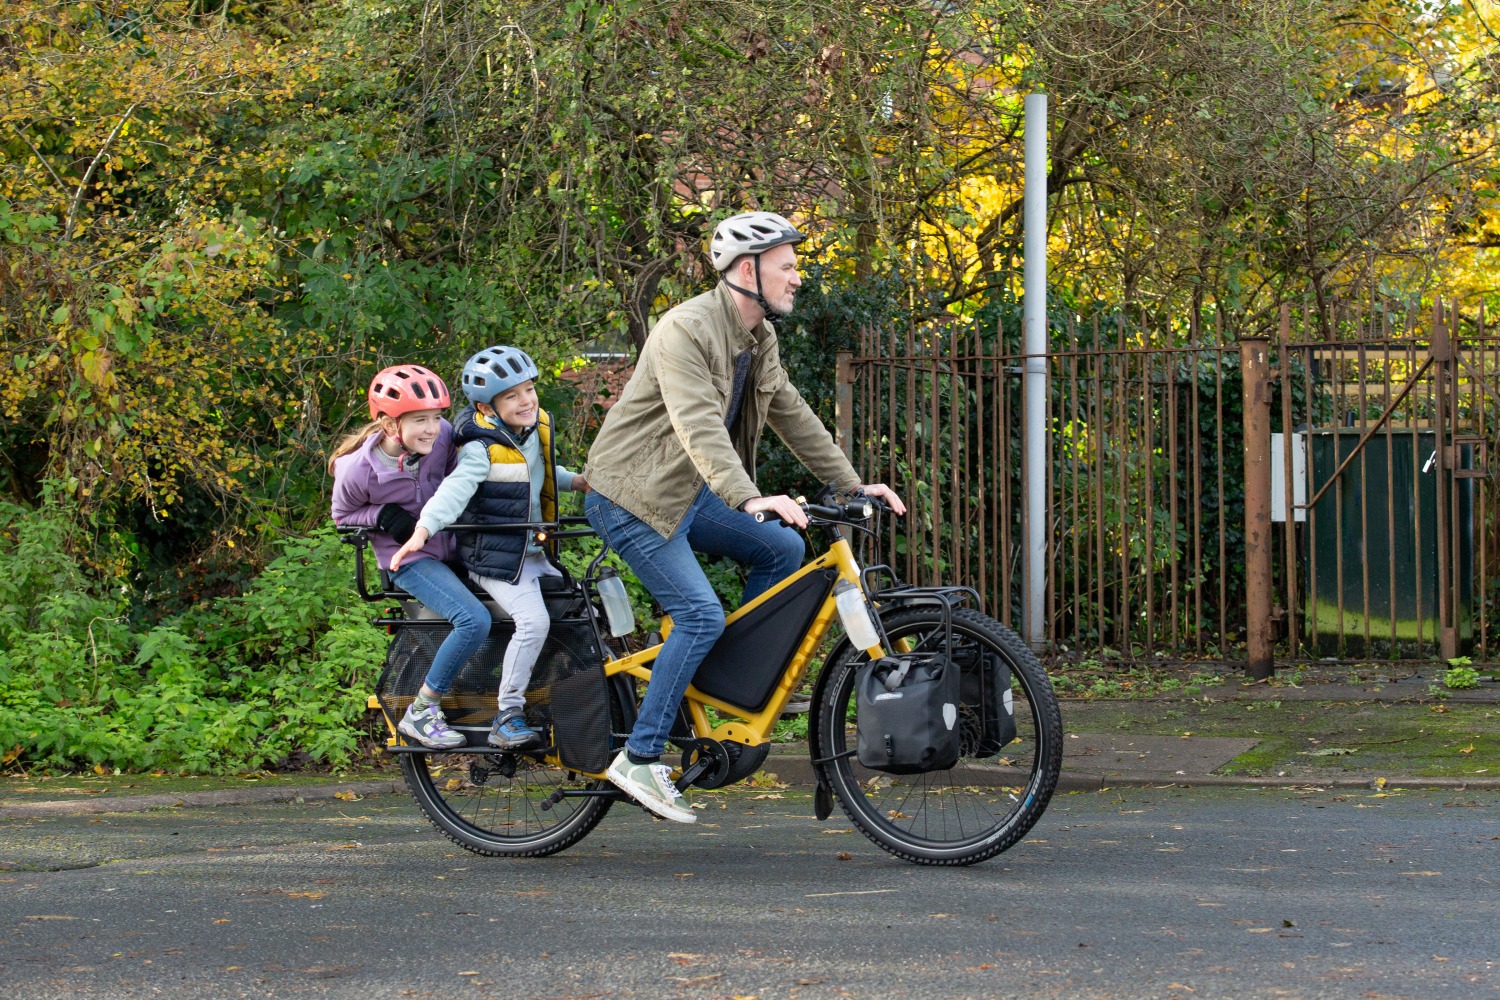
[596,566,636,637]
[833,579,880,650]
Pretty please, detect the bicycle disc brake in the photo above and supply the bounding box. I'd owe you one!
[676,737,732,789]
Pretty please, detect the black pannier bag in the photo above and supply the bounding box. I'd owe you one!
[855,652,961,774]
[958,649,1018,758]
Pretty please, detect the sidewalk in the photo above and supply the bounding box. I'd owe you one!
[1040,669,1500,791]
[3,674,1497,819]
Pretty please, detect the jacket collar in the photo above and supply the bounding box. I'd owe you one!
[715,282,773,353]
[472,408,537,445]
[360,431,417,481]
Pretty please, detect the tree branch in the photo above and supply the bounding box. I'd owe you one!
[65,101,140,240]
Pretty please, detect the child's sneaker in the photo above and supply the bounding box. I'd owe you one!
[605,750,696,824]
[487,709,542,750]
[398,702,466,750]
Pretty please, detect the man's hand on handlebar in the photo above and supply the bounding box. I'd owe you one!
[388,525,431,573]
[858,483,906,516]
[742,494,809,529]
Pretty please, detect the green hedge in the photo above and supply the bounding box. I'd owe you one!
[0,495,386,774]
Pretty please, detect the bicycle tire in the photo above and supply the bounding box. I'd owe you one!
[811,606,1063,866]
[399,680,632,858]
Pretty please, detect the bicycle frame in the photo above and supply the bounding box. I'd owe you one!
[344,511,965,781]
[599,533,884,757]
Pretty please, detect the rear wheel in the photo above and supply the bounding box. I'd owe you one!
[812,607,1063,866]
[399,682,632,858]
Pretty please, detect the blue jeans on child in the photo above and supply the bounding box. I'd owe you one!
[585,484,806,759]
[391,556,491,695]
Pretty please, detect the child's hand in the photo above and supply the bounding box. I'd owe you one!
[573,473,590,493]
[388,526,432,572]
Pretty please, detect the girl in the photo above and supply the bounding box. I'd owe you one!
[329,364,489,750]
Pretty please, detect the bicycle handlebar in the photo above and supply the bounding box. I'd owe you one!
[337,517,594,539]
[752,498,875,525]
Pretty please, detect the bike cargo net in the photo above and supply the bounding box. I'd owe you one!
[376,612,615,774]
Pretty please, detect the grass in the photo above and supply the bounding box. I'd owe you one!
[1049,660,1223,700]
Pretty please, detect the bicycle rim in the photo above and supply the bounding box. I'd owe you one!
[399,683,630,858]
[814,607,1064,866]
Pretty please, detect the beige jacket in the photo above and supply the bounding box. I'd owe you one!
[583,283,860,538]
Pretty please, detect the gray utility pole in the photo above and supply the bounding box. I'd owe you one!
[1023,92,1048,652]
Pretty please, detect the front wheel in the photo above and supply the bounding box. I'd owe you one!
[812,607,1063,866]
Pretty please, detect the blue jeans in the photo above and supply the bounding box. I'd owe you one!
[585,485,806,759]
[392,556,491,696]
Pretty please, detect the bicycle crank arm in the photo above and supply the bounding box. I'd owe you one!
[538,787,629,812]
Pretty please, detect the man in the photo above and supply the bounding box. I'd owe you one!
[582,211,906,823]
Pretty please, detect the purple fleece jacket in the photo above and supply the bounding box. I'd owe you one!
[330,422,458,570]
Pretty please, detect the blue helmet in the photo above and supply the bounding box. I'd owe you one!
[460,345,539,404]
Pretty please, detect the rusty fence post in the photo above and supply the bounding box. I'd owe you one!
[1431,303,1458,661]
[1240,337,1275,679]
[835,350,854,463]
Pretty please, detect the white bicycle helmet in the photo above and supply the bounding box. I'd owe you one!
[710,212,805,272]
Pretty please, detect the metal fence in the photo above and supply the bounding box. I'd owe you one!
[838,300,1500,667]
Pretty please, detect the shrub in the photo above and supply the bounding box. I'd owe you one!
[0,493,386,774]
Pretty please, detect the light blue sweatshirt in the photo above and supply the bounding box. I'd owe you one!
[418,431,578,555]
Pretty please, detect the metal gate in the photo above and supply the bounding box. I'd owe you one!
[837,301,1498,667]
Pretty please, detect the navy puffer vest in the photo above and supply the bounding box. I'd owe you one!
[451,404,557,583]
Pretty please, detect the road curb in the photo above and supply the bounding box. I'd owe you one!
[0,779,406,820]
[753,753,1500,792]
[4,765,1497,820]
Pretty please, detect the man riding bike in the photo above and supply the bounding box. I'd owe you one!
[582,210,906,824]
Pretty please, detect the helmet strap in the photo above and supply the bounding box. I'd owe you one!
[723,255,786,326]
[378,414,412,467]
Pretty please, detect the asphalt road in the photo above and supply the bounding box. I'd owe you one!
[2,785,1496,999]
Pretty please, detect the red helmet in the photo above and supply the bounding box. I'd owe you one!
[367,364,451,420]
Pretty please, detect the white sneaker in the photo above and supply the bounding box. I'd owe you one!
[397,703,466,750]
[606,750,696,824]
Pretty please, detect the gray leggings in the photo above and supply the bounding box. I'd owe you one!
[470,552,559,713]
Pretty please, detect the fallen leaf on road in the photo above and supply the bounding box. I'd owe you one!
[333,790,362,801]
[25,915,77,921]
[1402,871,1442,876]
